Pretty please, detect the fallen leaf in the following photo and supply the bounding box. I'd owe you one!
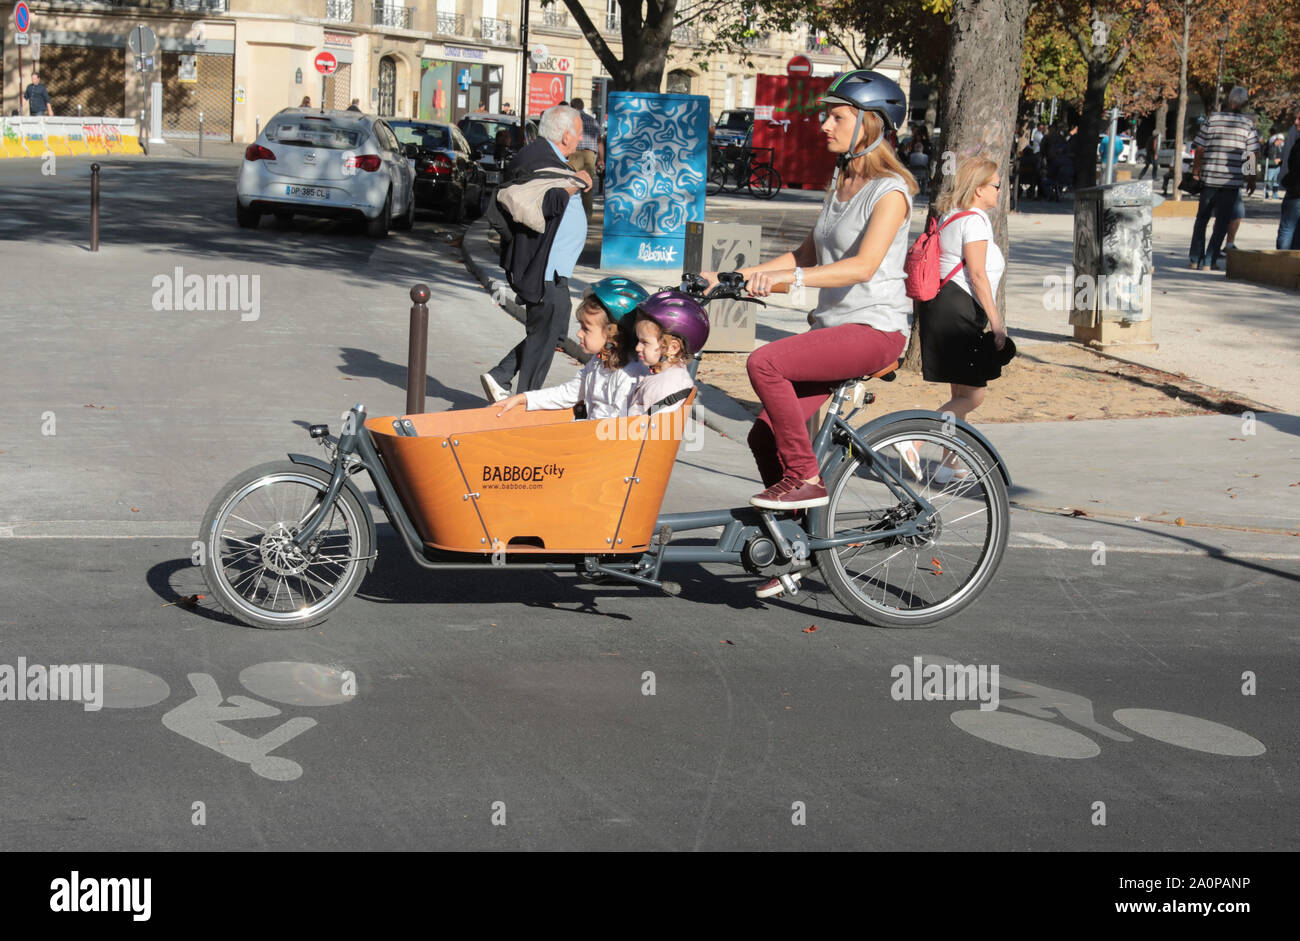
[720,639,735,645]
[1070,509,1089,517]
[341,377,357,381]
[84,403,107,409]
[1228,437,1245,441]
[802,625,818,633]
[131,507,139,513]
[1175,517,1186,526]
[162,594,205,608]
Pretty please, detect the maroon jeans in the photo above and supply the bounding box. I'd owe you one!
[746,323,907,486]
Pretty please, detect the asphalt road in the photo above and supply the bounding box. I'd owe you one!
[0,156,1295,852]
[0,537,1294,851]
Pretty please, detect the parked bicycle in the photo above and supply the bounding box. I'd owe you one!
[707,144,783,200]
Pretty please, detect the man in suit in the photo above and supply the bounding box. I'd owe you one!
[481,105,591,399]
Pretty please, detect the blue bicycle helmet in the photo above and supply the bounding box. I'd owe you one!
[820,70,908,165]
[590,276,649,321]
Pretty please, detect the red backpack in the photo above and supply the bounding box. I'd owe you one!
[903,210,977,301]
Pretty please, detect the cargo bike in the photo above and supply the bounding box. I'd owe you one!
[198,273,1012,631]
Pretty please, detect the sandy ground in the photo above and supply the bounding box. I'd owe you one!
[695,341,1268,424]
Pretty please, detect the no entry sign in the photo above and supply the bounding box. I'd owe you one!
[15,2,31,33]
[786,55,811,78]
[314,51,338,75]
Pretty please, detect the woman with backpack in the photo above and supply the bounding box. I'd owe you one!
[701,70,917,598]
[903,155,1008,483]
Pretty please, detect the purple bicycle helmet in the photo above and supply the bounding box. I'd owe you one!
[636,289,710,355]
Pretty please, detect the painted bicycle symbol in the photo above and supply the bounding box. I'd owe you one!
[922,656,1266,759]
[88,662,354,781]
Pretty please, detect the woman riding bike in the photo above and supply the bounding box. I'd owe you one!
[703,70,917,598]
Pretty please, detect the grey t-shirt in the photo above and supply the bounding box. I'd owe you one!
[809,173,913,335]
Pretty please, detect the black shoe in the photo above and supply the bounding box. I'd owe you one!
[1209,258,1222,272]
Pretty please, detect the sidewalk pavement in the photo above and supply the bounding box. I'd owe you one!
[0,157,1294,564]
[461,191,1300,559]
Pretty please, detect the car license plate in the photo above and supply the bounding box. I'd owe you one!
[285,185,329,199]
[486,171,500,185]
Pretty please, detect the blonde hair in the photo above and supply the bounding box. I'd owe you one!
[840,109,920,196]
[934,155,998,215]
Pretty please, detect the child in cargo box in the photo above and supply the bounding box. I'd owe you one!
[626,290,709,417]
[496,277,650,420]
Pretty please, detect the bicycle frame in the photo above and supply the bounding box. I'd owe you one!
[287,384,1011,594]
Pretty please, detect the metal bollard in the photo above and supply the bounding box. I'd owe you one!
[90,163,101,252]
[198,111,204,157]
[406,284,430,416]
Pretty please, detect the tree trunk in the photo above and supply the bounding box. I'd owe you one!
[904,0,1031,373]
[1172,9,1191,200]
[1075,64,1109,189]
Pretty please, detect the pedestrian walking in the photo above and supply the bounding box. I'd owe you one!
[481,105,591,400]
[346,98,362,112]
[913,155,1010,474]
[1277,125,1300,250]
[1264,132,1285,198]
[1189,86,1261,270]
[1137,128,1159,180]
[24,73,53,117]
[566,97,602,222]
[908,140,930,196]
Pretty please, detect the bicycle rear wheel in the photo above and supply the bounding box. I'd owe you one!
[815,419,1008,627]
[748,166,782,200]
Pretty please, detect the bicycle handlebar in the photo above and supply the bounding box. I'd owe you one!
[679,271,789,306]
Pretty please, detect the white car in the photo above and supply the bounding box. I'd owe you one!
[236,109,416,237]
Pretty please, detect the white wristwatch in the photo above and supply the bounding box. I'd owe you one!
[793,267,805,288]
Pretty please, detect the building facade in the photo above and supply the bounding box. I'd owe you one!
[2,1,905,142]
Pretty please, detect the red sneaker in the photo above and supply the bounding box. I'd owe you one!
[750,475,829,510]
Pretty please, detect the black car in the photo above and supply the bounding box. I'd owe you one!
[458,113,539,187]
[387,120,487,223]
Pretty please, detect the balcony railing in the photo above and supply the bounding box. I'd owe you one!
[171,0,229,12]
[373,2,412,29]
[480,16,512,43]
[743,31,772,50]
[672,24,701,45]
[325,0,353,22]
[806,32,830,53]
[435,12,464,35]
[605,11,621,32]
[541,7,569,28]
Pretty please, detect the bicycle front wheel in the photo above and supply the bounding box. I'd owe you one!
[707,166,727,196]
[815,419,1009,627]
[200,461,371,630]
[748,166,782,200]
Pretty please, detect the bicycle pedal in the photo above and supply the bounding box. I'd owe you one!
[778,573,800,597]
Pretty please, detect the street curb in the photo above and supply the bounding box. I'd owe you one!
[458,218,756,441]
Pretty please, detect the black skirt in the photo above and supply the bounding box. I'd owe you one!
[919,280,994,387]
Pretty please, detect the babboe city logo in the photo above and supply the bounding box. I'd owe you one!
[890,656,1000,711]
[637,242,678,263]
[49,872,151,921]
[151,266,261,321]
[481,463,566,490]
[0,658,104,711]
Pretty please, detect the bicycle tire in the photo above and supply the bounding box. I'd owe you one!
[200,461,370,630]
[814,418,1008,627]
[707,165,727,196]
[748,165,782,200]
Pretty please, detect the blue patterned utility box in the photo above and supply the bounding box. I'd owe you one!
[600,91,709,272]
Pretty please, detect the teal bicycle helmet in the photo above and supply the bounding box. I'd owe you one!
[590,276,649,321]
[820,70,908,165]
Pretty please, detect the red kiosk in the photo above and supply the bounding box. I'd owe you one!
[749,56,838,191]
